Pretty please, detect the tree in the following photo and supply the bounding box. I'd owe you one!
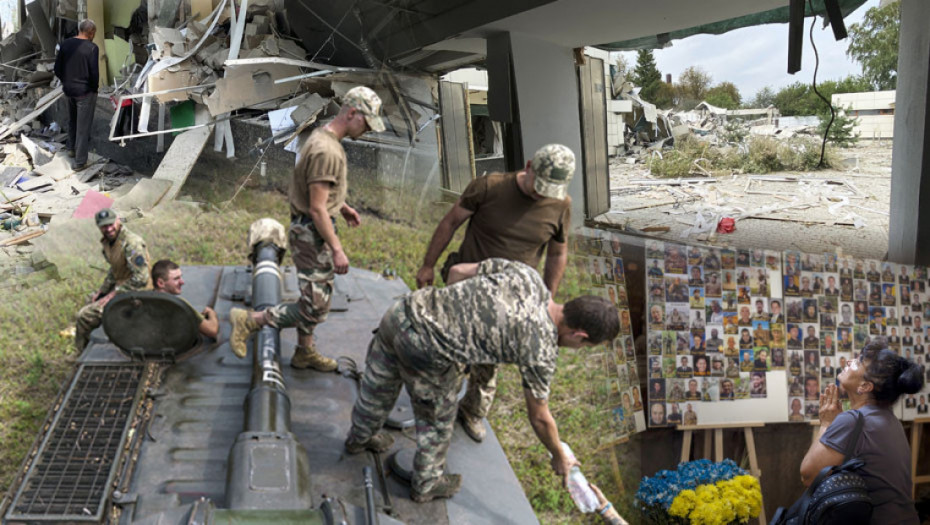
[675,66,712,109]
[705,82,741,109]
[632,50,663,103]
[652,81,675,109]
[847,1,900,90]
[772,76,871,116]
[818,106,859,147]
[748,86,776,108]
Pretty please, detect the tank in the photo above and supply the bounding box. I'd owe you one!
[0,219,540,525]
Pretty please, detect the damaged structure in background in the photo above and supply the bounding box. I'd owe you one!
[0,0,453,287]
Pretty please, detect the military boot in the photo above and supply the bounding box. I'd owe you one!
[457,407,486,443]
[411,474,462,503]
[344,432,395,455]
[291,344,338,372]
[229,308,259,358]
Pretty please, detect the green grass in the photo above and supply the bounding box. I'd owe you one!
[0,169,639,524]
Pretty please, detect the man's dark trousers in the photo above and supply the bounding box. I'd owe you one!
[68,93,96,166]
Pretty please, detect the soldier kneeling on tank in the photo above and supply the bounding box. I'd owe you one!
[344,258,620,502]
[151,259,219,339]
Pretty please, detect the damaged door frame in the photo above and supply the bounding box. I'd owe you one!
[108,84,218,143]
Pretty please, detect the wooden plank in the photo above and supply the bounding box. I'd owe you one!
[151,126,212,203]
[714,428,724,462]
[0,87,63,140]
[0,229,45,246]
[677,422,765,430]
[680,429,692,464]
[912,421,923,498]
[703,429,712,459]
[608,445,625,495]
[744,427,766,525]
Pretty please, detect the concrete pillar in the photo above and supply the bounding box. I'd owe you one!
[888,0,930,264]
[508,32,586,229]
[24,0,56,58]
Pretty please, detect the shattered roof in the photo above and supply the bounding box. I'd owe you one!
[594,0,868,51]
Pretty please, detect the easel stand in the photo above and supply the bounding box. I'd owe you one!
[678,422,766,525]
[910,418,930,498]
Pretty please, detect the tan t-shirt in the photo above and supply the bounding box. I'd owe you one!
[289,127,347,219]
[457,172,570,268]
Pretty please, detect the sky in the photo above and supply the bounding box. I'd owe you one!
[613,0,881,102]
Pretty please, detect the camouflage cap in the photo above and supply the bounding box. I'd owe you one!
[531,144,575,200]
[343,86,386,133]
[95,208,117,227]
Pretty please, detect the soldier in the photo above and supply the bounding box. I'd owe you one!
[345,258,619,502]
[414,144,574,443]
[74,208,152,352]
[151,259,219,339]
[229,86,384,369]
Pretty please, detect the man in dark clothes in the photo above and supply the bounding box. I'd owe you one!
[54,19,99,169]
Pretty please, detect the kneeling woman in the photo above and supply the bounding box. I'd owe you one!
[800,338,923,524]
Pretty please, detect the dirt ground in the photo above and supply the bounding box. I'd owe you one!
[598,140,893,260]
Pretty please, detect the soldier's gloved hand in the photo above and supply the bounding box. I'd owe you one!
[416,266,434,289]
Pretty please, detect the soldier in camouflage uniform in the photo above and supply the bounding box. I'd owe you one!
[229,86,385,370]
[415,144,575,443]
[345,258,620,502]
[74,208,152,352]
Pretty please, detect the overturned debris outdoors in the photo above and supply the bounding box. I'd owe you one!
[0,0,444,284]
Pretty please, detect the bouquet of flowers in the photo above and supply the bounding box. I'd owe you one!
[635,459,762,525]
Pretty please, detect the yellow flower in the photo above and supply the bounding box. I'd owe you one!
[670,489,697,517]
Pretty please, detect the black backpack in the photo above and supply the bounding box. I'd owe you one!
[770,412,872,525]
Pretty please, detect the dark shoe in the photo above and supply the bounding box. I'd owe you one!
[458,408,486,443]
[345,432,394,454]
[411,474,462,502]
[67,149,75,158]
[291,344,337,372]
[73,162,86,171]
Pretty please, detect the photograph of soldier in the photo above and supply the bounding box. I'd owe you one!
[751,249,765,267]
[739,328,754,349]
[799,275,814,297]
[694,355,710,377]
[839,258,853,277]
[771,328,786,350]
[784,252,801,276]
[820,356,835,379]
[667,305,688,330]
[753,349,769,372]
[867,261,881,282]
[724,335,740,356]
[802,299,818,322]
[753,320,770,348]
[840,276,854,301]
[868,282,883,306]
[804,325,820,350]
[665,244,687,274]
[787,298,803,323]
[666,403,683,425]
[704,249,721,270]
[690,287,705,309]
[708,300,724,324]
[883,283,897,307]
[687,246,703,266]
[723,312,739,334]
[734,377,751,400]
[819,295,837,314]
[723,291,738,311]
[668,379,685,402]
[750,372,767,397]
[740,349,754,372]
[691,331,706,353]
[650,402,667,427]
[648,259,664,277]
[812,274,824,295]
[870,307,886,335]
[902,306,914,326]
[676,331,691,354]
[882,263,895,282]
[646,241,664,259]
[804,376,820,401]
[649,356,663,378]
[824,275,840,296]
[804,350,819,377]
[751,298,769,321]
[899,265,911,285]
[784,274,800,295]
[649,378,666,400]
[706,328,723,352]
[677,356,694,378]
[854,280,868,301]
[738,306,753,326]
[855,301,869,324]
[701,378,719,402]
[737,250,751,267]
[838,327,853,352]
[821,312,836,330]
[789,375,804,396]
[789,398,805,422]
[726,358,740,378]
[752,268,769,295]
[632,386,643,410]
[710,355,725,377]
[705,272,722,296]
[689,266,704,286]
[770,299,784,324]
[824,253,838,272]
[720,378,735,400]
[649,305,665,330]
[649,279,665,303]
[788,324,803,349]
[684,379,702,401]
[723,270,737,291]
[666,277,689,302]
[683,403,698,425]
[839,303,854,327]
[738,286,752,304]
[721,249,736,269]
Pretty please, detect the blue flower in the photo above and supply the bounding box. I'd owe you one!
[636,459,747,512]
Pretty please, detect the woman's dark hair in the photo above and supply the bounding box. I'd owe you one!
[563,295,620,344]
[862,337,925,407]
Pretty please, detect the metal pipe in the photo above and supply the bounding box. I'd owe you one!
[363,466,378,525]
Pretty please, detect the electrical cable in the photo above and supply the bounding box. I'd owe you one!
[808,0,835,168]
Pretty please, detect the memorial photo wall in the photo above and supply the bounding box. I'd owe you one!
[574,227,645,444]
[644,239,930,427]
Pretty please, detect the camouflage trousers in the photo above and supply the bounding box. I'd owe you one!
[458,364,498,420]
[74,300,105,352]
[348,300,465,493]
[264,222,334,336]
